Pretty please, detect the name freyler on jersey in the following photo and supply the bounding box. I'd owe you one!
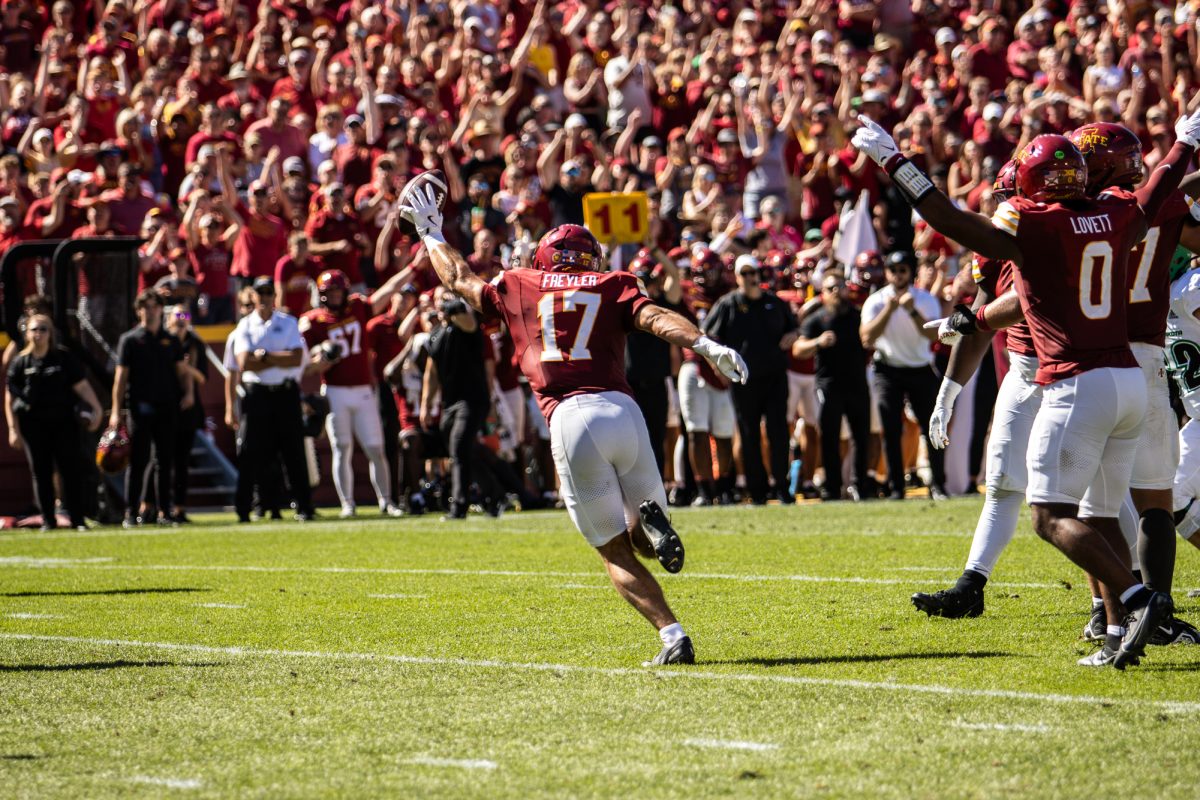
[540,272,600,290]
[1070,213,1114,234]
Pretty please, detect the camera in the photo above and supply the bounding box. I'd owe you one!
[318,340,344,361]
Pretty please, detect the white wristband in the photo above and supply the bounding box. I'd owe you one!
[935,378,963,411]
[421,231,447,248]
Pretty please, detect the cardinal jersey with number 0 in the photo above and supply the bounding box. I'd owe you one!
[991,191,1143,384]
[1127,190,1200,346]
[479,268,652,421]
[971,255,1035,357]
[300,294,374,386]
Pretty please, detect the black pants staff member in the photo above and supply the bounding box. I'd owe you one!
[421,296,495,519]
[859,252,947,500]
[702,255,799,504]
[795,275,872,501]
[5,314,103,529]
[232,277,314,523]
[110,291,194,527]
[161,307,208,522]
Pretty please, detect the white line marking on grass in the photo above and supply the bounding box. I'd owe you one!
[0,561,1066,590]
[559,583,608,590]
[892,566,958,572]
[6,613,61,619]
[367,594,427,599]
[127,776,203,789]
[0,556,114,566]
[4,633,1196,712]
[194,603,245,609]
[405,757,497,770]
[952,722,1051,734]
[684,738,779,752]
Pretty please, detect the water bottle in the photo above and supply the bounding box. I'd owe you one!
[788,459,802,496]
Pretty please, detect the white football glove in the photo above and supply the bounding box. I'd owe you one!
[927,379,963,450]
[924,317,961,346]
[400,183,445,241]
[1177,108,1200,148]
[693,336,749,384]
[851,114,899,168]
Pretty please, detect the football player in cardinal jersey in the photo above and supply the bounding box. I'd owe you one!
[1068,123,1200,653]
[852,108,1200,669]
[300,259,416,518]
[399,172,747,666]
[913,160,1038,620]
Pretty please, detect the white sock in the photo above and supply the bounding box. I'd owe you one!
[1092,597,1104,610]
[659,622,685,646]
[1106,625,1127,638]
[963,488,1023,576]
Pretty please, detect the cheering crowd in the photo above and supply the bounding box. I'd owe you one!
[3,0,1200,523]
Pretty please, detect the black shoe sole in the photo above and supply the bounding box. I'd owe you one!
[911,591,984,619]
[638,500,684,574]
[1115,593,1174,670]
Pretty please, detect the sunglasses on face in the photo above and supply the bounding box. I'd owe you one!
[822,285,841,293]
[174,312,191,321]
[256,289,275,297]
[27,326,48,333]
[239,302,255,310]
[739,269,760,278]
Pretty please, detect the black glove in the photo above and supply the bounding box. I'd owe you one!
[945,303,980,336]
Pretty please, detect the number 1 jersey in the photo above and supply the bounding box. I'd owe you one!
[991,191,1142,385]
[480,268,652,421]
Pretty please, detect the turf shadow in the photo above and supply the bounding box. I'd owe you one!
[1,587,209,598]
[709,651,1014,667]
[0,660,225,673]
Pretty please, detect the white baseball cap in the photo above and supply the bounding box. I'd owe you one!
[983,102,1005,121]
[935,27,957,45]
[735,254,761,274]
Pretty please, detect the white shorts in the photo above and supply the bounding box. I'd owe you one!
[1174,419,1200,538]
[678,361,735,438]
[1027,367,1147,518]
[1129,342,1178,490]
[984,353,1042,494]
[787,370,819,426]
[549,391,669,548]
[323,383,384,450]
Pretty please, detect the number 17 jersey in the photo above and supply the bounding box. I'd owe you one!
[480,268,652,421]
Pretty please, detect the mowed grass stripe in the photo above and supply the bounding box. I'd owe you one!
[4,632,1199,712]
[0,561,1067,589]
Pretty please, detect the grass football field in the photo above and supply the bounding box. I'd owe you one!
[2,497,1199,799]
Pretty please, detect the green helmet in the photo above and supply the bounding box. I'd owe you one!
[1169,245,1196,284]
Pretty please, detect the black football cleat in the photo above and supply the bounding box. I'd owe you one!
[1114,592,1173,670]
[638,500,684,573]
[1149,615,1200,646]
[911,586,984,619]
[643,636,695,667]
[1082,604,1106,643]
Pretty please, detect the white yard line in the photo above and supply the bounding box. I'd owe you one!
[0,561,1065,589]
[194,603,245,609]
[0,556,114,566]
[367,594,427,599]
[127,776,203,790]
[2,633,1196,712]
[5,613,62,620]
[683,738,779,752]
[404,757,497,770]
[951,721,1052,734]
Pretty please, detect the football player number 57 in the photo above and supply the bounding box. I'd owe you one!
[538,290,600,362]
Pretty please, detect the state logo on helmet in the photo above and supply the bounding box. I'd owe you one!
[96,425,131,474]
[1014,134,1087,202]
[316,269,351,309]
[993,159,1018,200]
[1067,122,1143,195]
[532,224,603,272]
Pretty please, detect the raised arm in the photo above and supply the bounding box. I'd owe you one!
[1133,111,1200,230]
[399,180,487,311]
[850,116,1023,264]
